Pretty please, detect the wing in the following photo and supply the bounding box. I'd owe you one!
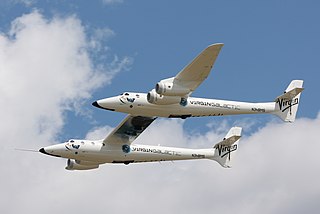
[103,115,156,145]
[174,43,224,93]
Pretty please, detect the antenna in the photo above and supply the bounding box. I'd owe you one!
[15,148,38,153]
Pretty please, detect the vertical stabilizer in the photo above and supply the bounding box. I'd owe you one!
[273,80,304,122]
[212,127,242,168]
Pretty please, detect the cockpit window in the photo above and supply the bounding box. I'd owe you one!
[124,93,129,96]
[69,140,74,143]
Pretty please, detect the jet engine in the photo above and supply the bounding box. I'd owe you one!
[155,78,190,96]
[65,159,99,170]
[147,89,181,105]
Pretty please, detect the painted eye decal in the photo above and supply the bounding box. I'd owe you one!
[119,96,135,104]
[120,98,125,104]
[71,144,80,149]
[126,98,135,103]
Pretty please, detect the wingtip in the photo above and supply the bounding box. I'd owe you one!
[228,126,242,137]
[208,43,224,47]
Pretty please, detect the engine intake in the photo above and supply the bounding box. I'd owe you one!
[65,159,99,170]
[155,81,190,96]
[147,89,181,105]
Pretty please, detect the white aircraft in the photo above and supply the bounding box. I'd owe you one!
[92,43,304,122]
[39,115,242,170]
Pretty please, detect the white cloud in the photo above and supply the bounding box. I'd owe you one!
[0,10,132,140]
[2,108,320,214]
[17,115,316,214]
[0,10,131,213]
[85,125,113,140]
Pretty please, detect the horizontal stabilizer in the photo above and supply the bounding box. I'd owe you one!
[213,134,241,148]
[275,86,304,101]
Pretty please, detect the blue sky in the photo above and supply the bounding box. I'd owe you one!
[103,1,311,137]
[2,0,317,139]
[0,1,319,213]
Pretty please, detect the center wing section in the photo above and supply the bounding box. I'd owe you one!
[103,115,156,145]
[174,43,224,93]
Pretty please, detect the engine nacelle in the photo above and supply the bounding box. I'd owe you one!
[147,89,181,105]
[65,159,99,170]
[156,80,190,96]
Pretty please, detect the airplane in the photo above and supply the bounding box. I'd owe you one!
[92,43,304,122]
[39,115,242,170]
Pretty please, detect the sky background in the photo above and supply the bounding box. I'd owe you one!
[0,0,319,213]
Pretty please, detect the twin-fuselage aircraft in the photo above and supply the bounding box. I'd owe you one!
[39,43,304,170]
[40,116,242,170]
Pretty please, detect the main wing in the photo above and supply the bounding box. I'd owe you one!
[103,115,156,145]
[174,43,224,93]
[154,43,224,98]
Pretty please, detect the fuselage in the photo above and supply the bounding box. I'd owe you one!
[93,92,276,119]
[40,139,215,165]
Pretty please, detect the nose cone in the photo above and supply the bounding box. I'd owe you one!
[92,98,116,111]
[39,148,46,154]
[92,101,101,108]
[39,147,61,157]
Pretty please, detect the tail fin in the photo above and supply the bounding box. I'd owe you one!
[273,80,304,122]
[212,127,242,168]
